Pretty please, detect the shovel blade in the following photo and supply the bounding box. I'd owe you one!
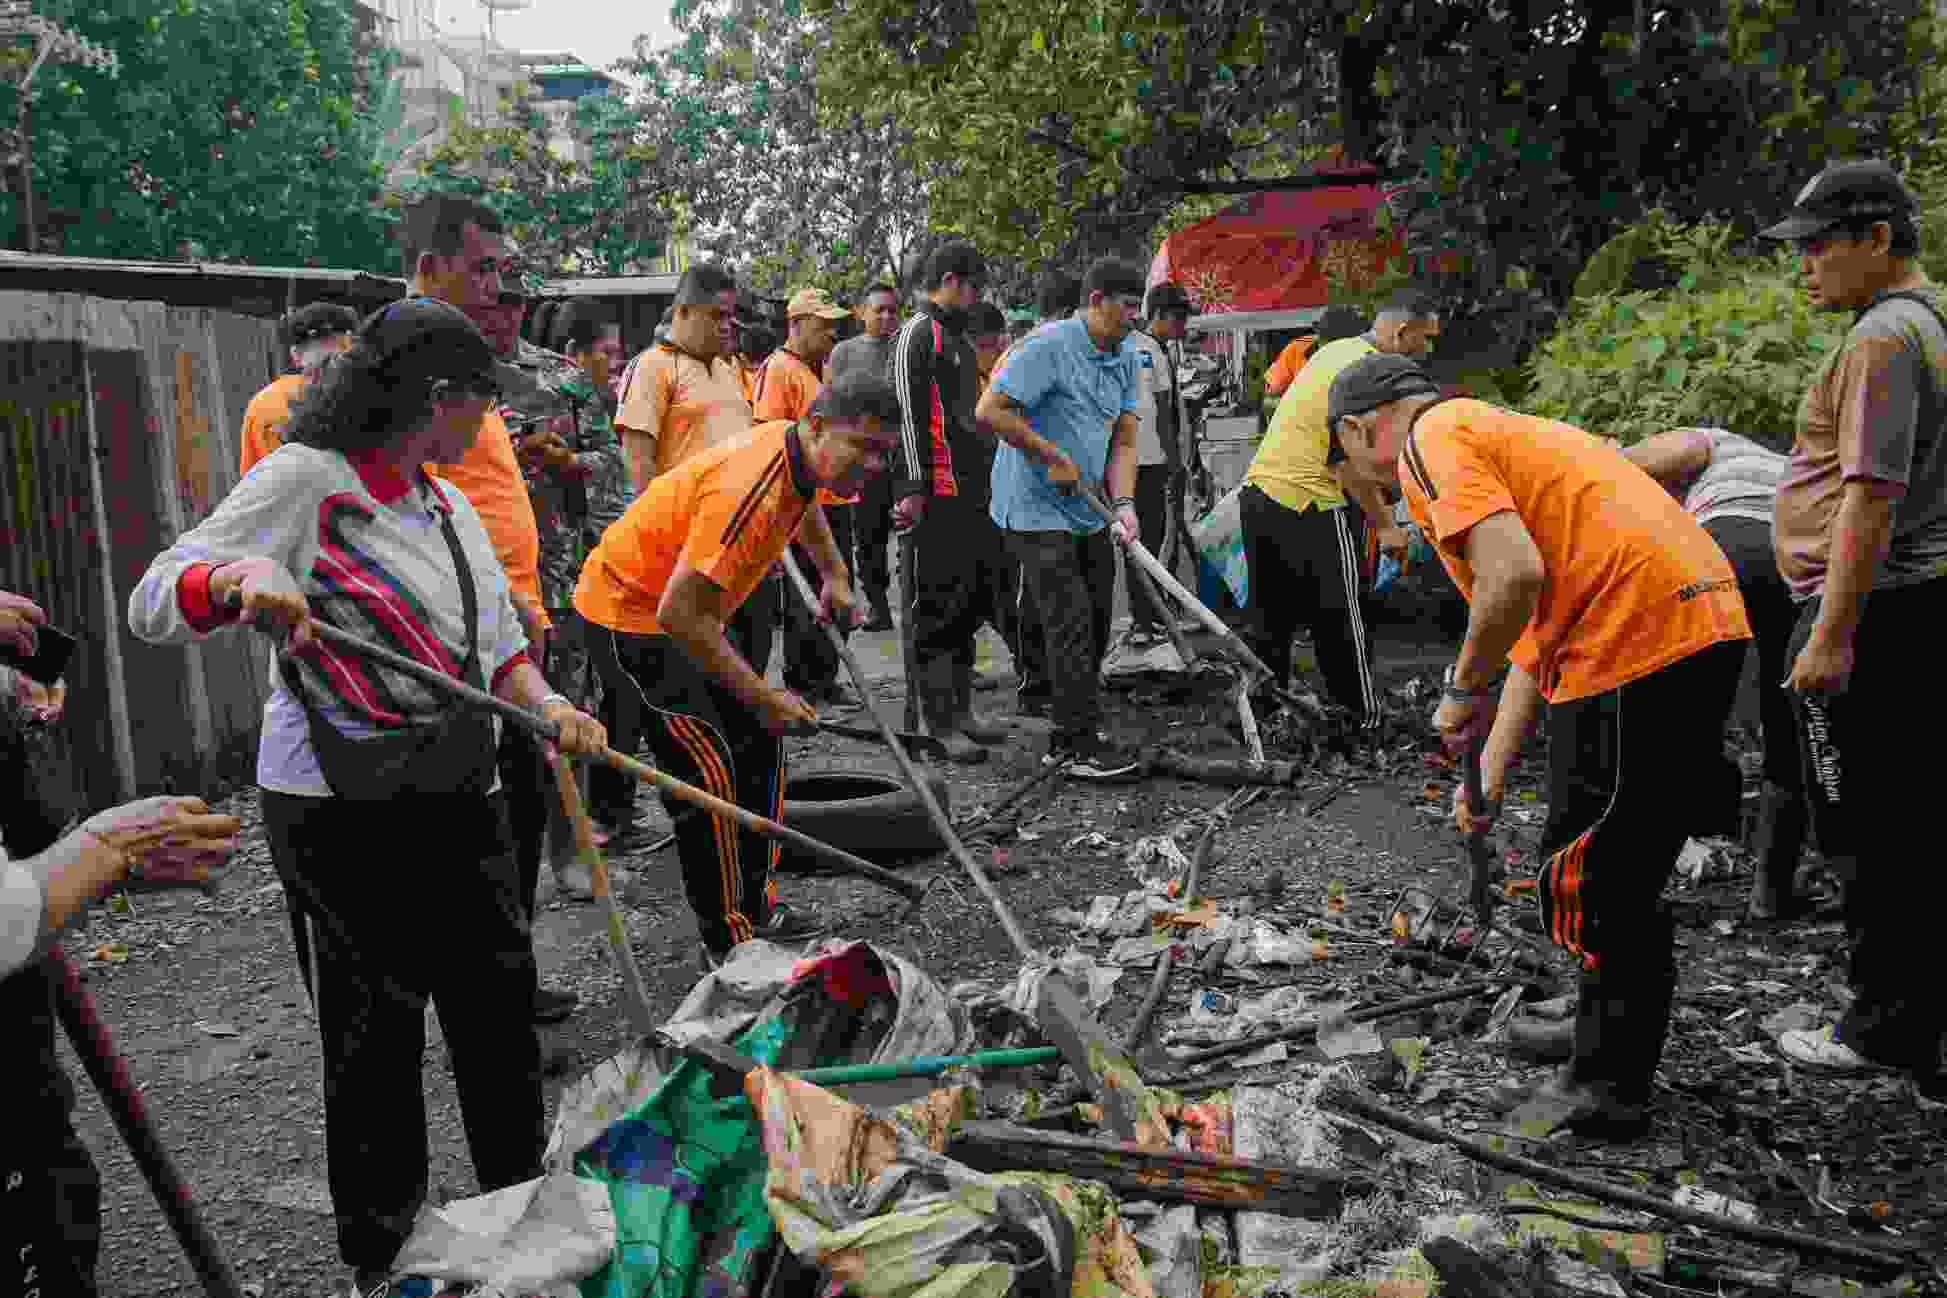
[1034,975,1170,1147]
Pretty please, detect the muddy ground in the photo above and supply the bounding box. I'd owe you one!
[57,612,1947,1295]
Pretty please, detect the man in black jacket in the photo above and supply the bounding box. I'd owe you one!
[892,242,1010,762]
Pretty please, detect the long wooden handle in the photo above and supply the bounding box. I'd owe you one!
[47,947,245,1298]
[297,619,925,902]
[1079,484,1277,683]
[549,753,659,1038]
[781,551,1033,956]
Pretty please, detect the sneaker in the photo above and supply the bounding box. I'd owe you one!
[533,986,579,1024]
[752,901,831,942]
[342,1269,391,1298]
[699,942,730,974]
[1778,1023,1895,1073]
[1507,1072,1650,1142]
[1045,732,1144,781]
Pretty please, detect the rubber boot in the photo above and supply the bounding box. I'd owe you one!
[920,659,986,764]
[953,661,1011,744]
[1746,781,1809,921]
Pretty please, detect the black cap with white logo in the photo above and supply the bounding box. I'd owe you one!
[1760,160,1919,241]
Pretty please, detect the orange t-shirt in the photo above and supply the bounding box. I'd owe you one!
[238,373,306,475]
[1265,336,1317,393]
[1397,399,1749,703]
[755,351,857,506]
[752,349,821,422]
[574,420,812,636]
[615,343,754,482]
[427,407,548,630]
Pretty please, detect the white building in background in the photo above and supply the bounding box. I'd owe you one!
[515,51,622,166]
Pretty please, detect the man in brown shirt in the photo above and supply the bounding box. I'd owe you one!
[1761,160,1947,1085]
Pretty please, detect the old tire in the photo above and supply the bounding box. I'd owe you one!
[777,767,950,875]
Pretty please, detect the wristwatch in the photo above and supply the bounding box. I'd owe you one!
[1442,663,1499,701]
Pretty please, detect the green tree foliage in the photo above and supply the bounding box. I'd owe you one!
[809,0,1942,297]
[620,0,945,299]
[9,0,398,265]
[395,83,671,278]
[1525,211,1844,447]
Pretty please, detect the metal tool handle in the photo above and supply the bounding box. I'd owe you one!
[1461,740,1497,920]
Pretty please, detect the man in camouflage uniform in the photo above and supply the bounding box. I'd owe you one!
[487,290,626,896]
[500,326,627,708]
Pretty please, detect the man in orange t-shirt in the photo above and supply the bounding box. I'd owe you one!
[238,302,359,474]
[756,287,858,705]
[1329,353,1751,1140]
[574,373,899,966]
[1263,331,1316,398]
[399,192,576,1025]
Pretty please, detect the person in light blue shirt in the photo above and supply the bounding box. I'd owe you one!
[976,257,1147,779]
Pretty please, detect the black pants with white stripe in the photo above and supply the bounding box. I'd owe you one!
[1238,485,1378,725]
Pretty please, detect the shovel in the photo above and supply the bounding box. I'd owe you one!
[1460,740,1498,932]
[782,550,1169,1144]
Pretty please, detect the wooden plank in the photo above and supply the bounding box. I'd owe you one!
[945,1120,1369,1219]
[82,348,138,803]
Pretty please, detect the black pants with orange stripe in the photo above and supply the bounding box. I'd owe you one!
[597,627,782,955]
[1535,640,1747,1103]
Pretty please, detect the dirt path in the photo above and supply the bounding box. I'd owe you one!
[58,617,1946,1294]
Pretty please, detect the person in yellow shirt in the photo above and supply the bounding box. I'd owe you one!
[1239,289,1437,727]
[237,302,358,474]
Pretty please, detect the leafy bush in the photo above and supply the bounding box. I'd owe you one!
[1526,210,1846,449]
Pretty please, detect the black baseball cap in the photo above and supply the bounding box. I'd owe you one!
[1326,353,1443,436]
[1759,160,1919,241]
[1146,282,1193,316]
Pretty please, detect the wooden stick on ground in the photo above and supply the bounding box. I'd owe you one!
[947,1121,1369,1218]
[1166,980,1501,1070]
[1322,1088,1918,1274]
[782,549,1169,1146]
[550,752,659,1038]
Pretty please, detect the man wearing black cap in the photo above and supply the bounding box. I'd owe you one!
[1122,283,1193,641]
[1329,352,1751,1138]
[1758,160,1947,1080]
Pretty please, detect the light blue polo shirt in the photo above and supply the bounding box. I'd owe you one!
[989,318,1139,534]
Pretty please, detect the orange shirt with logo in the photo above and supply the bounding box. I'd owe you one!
[575,420,812,637]
[1397,399,1749,703]
[238,373,306,475]
[427,407,548,630]
[616,343,754,481]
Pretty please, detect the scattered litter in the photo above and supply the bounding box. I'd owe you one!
[1107,934,1176,966]
[1676,836,1738,886]
[1127,1202,1200,1298]
[192,1021,241,1038]
[1230,1041,1289,1068]
[1067,831,1118,851]
[1315,1004,1384,1059]
[1759,1002,1824,1039]
[1671,1184,1760,1224]
[1746,979,1792,995]
[1008,946,1124,1012]
[1125,834,1193,878]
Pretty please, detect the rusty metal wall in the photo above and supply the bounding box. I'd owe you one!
[0,292,281,811]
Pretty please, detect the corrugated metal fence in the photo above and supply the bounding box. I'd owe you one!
[0,291,282,815]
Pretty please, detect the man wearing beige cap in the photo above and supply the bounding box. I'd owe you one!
[757,286,863,704]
